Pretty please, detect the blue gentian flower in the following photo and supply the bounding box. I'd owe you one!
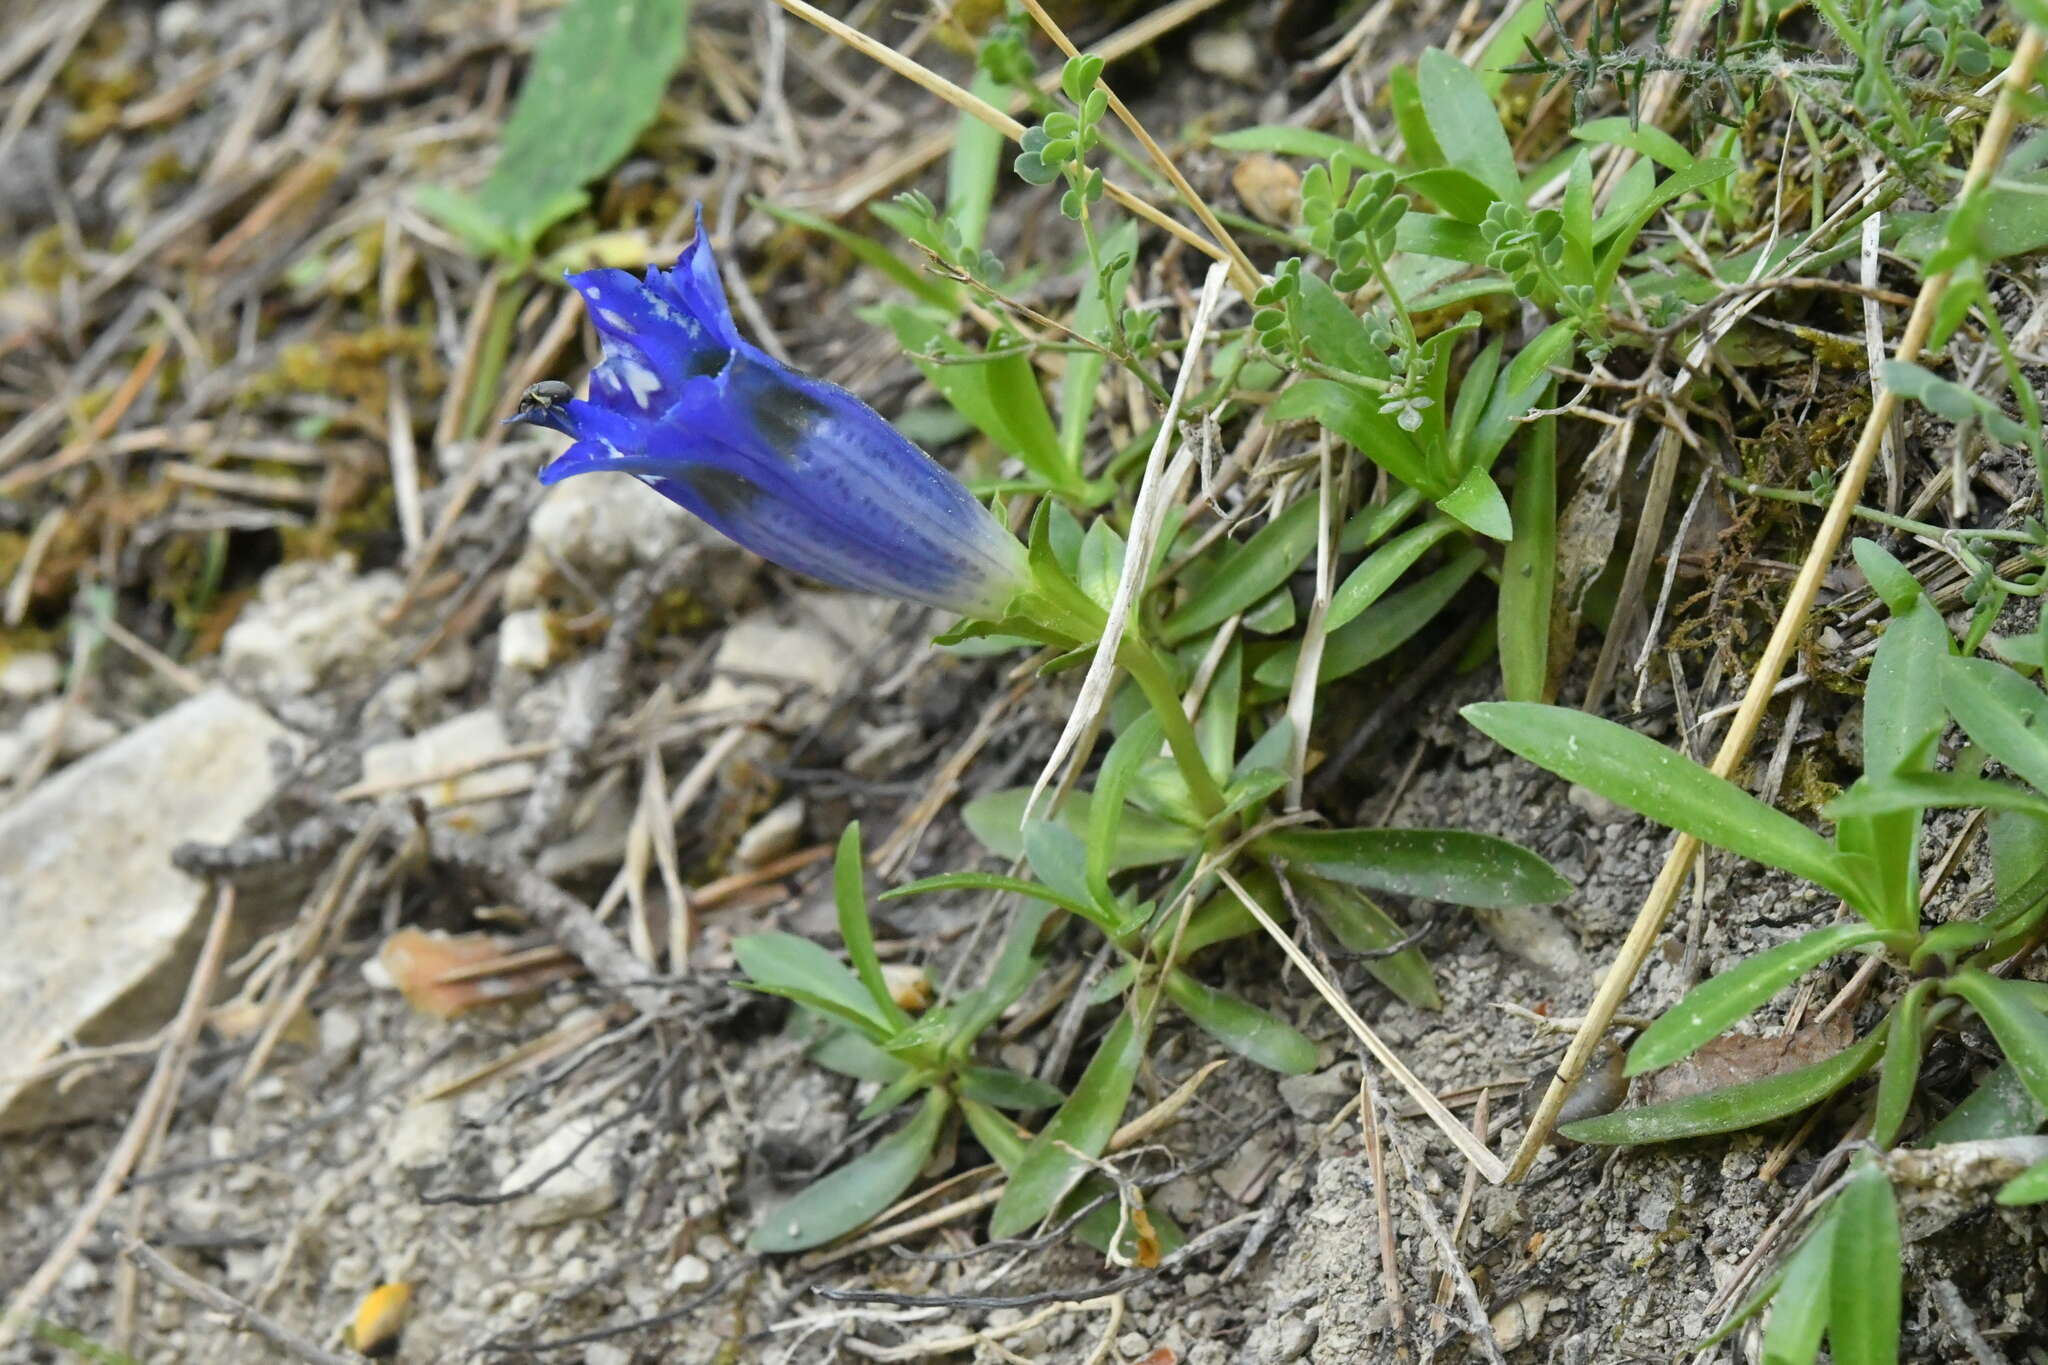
[508,226,1029,619]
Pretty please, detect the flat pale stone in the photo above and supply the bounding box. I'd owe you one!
[359,710,537,833]
[0,688,289,1131]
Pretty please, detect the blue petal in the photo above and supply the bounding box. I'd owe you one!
[531,221,1026,617]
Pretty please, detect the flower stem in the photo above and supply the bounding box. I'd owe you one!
[1118,634,1226,820]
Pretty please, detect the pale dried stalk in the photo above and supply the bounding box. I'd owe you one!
[1014,0,1261,296]
[769,0,1240,280]
[1023,261,1231,825]
[1219,869,1507,1182]
[0,888,236,1349]
[1506,24,2046,1179]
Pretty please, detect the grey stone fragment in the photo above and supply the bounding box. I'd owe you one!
[0,688,288,1131]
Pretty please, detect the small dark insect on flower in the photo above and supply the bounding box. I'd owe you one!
[506,212,1028,619]
[515,379,575,428]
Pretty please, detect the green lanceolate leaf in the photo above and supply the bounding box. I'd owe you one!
[1259,826,1570,908]
[1561,1020,1889,1145]
[1828,1156,1901,1365]
[1089,712,1166,907]
[435,0,690,260]
[1416,48,1519,202]
[1164,969,1318,1075]
[1760,1211,1835,1365]
[1325,519,1463,632]
[1945,656,2048,794]
[1161,496,1323,643]
[1997,1158,2048,1205]
[1591,159,1734,299]
[1462,703,1865,907]
[1294,872,1440,1009]
[960,1065,1065,1111]
[1923,1060,2046,1144]
[755,199,957,311]
[1258,547,1485,687]
[884,871,1094,917]
[949,902,1056,1048]
[990,1008,1147,1236]
[1626,924,1889,1077]
[1944,968,2048,1113]
[834,823,910,1031]
[734,932,893,1040]
[1498,407,1556,702]
[750,1089,950,1252]
[1268,379,1435,492]
[1872,983,1934,1147]
[963,788,1199,871]
[1569,116,1694,172]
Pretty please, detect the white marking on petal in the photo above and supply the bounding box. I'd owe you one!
[614,355,663,408]
[599,308,635,333]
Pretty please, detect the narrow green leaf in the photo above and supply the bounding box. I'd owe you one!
[834,824,910,1031]
[990,1010,1146,1236]
[1294,272,1394,379]
[1325,517,1461,632]
[1499,409,1556,701]
[1258,826,1570,908]
[1923,1060,2046,1144]
[462,0,692,260]
[1388,64,1444,170]
[1591,159,1735,299]
[754,199,955,311]
[962,788,1199,871]
[1023,821,1116,931]
[1561,1021,1888,1144]
[1060,220,1138,468]
[1089,712,1165,907]
[1850,538,1923,615]
[1570,116,1695,172]
[882,871,1094,917]
[1945,656,2048,794]
[1417,48,1519,201]
[1996,1158,2048,1205]
[1211,126,1395,169]
[1462,702,1864,906]
[1759,1213,1835,1365]
[883,306,1078,494]
[1872,984,1933,1147]
[1824,771,2048,822]
[960,1065,1065,1111]
[805,1025,910,1084]
[1161,497,1322,643]
[1164,970,1318,1074]
[1625,924,1888,1077]
[733,932,892,1039]
[1295,872,1440,1008]
[1827,1156,1901,1365]
[1258,547,1485,686]
[1945,968,2048,1113]
[1268,379,1436,491]
[949,902,1056,1047]
[1402,166,1501,223]
[946,67,1005,251]
[750,1090,950,1251]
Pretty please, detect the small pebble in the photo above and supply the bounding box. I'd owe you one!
[0,651,61,699]
[666,1254,711,1291]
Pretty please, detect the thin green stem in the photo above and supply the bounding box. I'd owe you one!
[1118,635,1227,820]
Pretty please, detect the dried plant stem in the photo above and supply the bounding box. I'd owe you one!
[1014,0,1261,296]
[0,887,236,1349]
[122,1239,355,1365]
[1219,869,1507,1182]
[1505,24,2046,1180]
[768,0,1244,284]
